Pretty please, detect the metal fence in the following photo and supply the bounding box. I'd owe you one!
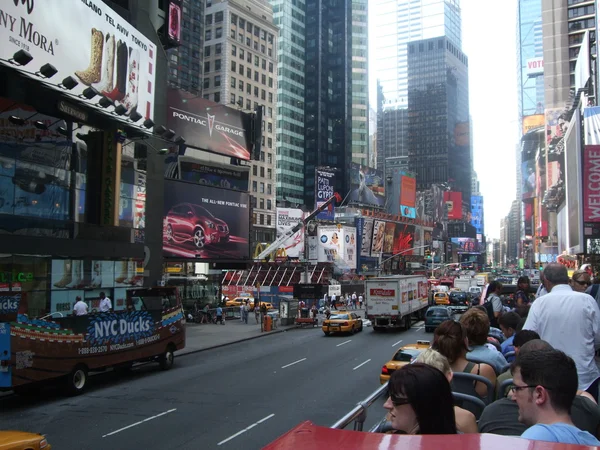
[330,382,388,431]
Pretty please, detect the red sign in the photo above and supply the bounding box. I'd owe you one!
[583,145,600,222]
[370,288,395,297]
[443,191,463,220]
[400,176,416,207]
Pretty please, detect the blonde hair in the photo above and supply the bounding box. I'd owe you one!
[415,348,452,375]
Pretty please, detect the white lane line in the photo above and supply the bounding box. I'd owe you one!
[218,413,275,446]
[102,409,177,438]
[336,339,352,347]
[353,359,372,371]
[413,327,424,331]
[281,358,307,369]
[392,340,403,347]
[413,321,424,327]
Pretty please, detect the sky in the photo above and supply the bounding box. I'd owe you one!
[368,0,519,239]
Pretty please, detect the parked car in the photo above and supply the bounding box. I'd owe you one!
[165,203,229,249]
[424,306,453,333]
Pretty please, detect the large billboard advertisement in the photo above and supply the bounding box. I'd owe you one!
[546,108,569,192]
[444,191,463,220]
[315,169,335,220]
[393,224,415,256]
[348,163,385,207]
[583,145,600,222]
[0,0,157,122]
[522,115,545,135]
[179,159,249,191]
[452,238,481,254]
[383,222,396,254]
[400,174,417,218]
[276,208,305,258]
[360,218,374,257]
[522,159,536,200]
[432,184,445,223]
[470,195,483,238]
[316,225,356,269]
[167,89,253,160]
[162,180,249,260]
[371,220,387,256]
[342,226,357,269]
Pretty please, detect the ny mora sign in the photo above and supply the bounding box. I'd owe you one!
[0,0,158,122]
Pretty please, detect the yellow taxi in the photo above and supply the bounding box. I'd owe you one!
[0,431,51,449]
[433,292,450,305]
[379,340,431,384]
[225,295,253,307]
[322,311,363,335]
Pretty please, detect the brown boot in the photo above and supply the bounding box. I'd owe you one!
[75,28,104,85]
[115,260,128,284]
[54,260,72,288]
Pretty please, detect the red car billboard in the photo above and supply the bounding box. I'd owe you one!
[163,179,249,260]
[167,89,253,160]
[444,191,463,220]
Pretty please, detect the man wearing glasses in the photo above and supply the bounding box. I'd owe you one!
[523,263,600,400]
[512,348,600,445]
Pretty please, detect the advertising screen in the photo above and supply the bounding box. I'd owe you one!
[393,224,415,255]
[342,226,357,269]
[348,163,385,207]
[317,225,342,264]
[163,179,249,260]
[444,191,463,220]
[470,196,484,239]
[383,222,396,254]
[451,238,481,254]
[179,160,249,191]
[546,108,569,192]
[315,169,335,220]
[522,159,536,200]
[167,89,253,160]
[583,145,600,222]
[432,184,445,223]
[167,0,183,45]
[0,0,157,122]
[371,220,387,256]
[400,173,417,218]
[276,208,305,258]
[359,218,374,257]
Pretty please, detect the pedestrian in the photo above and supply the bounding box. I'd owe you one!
[524,263,600,400]
[73,296,88,316]
[255,303,260,324]
[99,292,112,313]
[331,293,337,310]
[215,305,224,325]
[352,291,357,309]
[358,293,364,309]
[240,303,245,322]
[311,303,318,319]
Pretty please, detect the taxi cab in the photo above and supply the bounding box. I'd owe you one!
[225,296,274,310]
[379,340,430,384]
[322,311,363,336]
[433,292,450,305]
[0,431,51,449]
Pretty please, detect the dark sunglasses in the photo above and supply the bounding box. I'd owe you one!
[573,279,591,287]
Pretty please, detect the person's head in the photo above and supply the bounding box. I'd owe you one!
[100,292,106,299]
[383,363,457,435]
[415,348,453,383]
[513,330,541,354]
[432,320,469,364]
[570,269,591,293]
[487,281,502,296]
[517,276,530,290]
[498,311,521,339]
[459,307,490,346]
[511,348,578,426]
[541,263,570,291]
[516,317,527,332]
[75,296,82,303]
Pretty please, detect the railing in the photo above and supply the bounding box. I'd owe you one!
[330,382,388,431]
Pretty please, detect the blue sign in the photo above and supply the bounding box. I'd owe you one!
[0,294,19,314]
[87,311,155,345]
[470,195,484,239]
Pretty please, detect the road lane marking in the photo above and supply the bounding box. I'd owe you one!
[392,340,403,347]
[353,359,371,371]
[281,358,307,369]
[336,340,352,347]
[218,413,275,446]
[414,327,424,331]
[102,409,177,438]
[413,321,424,327]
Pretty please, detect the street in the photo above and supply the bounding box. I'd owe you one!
[0,318,432,449]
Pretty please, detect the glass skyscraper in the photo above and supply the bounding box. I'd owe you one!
[517,0,544,119]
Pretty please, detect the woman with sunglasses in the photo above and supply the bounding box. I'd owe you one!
[571,270,592,293]
[383,363,457,435]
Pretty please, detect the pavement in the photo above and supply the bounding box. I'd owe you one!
[1,307,431,450]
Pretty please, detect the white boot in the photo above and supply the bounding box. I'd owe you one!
[93,33,115,93]
[121,47,140,115]
[66,260,82,289]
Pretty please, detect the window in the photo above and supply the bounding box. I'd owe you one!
[231,60,236,71]
[268,153,272,164]
[216,43,222,54]
[268,107,273,117]
[254,71,259,81]
[204,61,210,73]
[230,93,236,104]
[267,184,272,195]
[267,199,272,210]
[254,55,259,66]
[247,52,252,63]
[231,13,238,24]
[204,46,211,57]
[260,167,265,177]
[214,75,221,86]
[267,169,272,180]
[240,49,245,59]
[215,11,223,22]
[261,89,266,100]
[254,86,259,97]
[267,122,272,133]
[247,22,253,33]
[239,18,246,28]
[268,34,274,44]
[230,29,236,38]
[267,215,271,226]
[261,74,266,85]
[214,92,220,102]
[246,37,251,46]
[259,214,264,225]
[205,14,212,24]
[259,182,265,193]
[268,48,272,57]
[215,59,221,71]
[246,83,251,94]
[203,77,210,89]
[246,99,251,110]
[239,64,244,75]
[254,41,258,50]
[268,77,273,87]
[268,93,273,102]
[254,26,260,37]
[268,137,272,148]
[239,80,244,91]
[231,45,237,56]
[262,59,266,70]
[238,33,244,43]
[261,45,265,54]
[253,165,257,176]
[216,27,222,39]
[238,95,244,104]
[259,198,264,209]
[260,151,265,162]
[268,62,273,73]
[247,68,252,78]
[261,30,266,40]
[231,76,236,87]
[252,180,257,192]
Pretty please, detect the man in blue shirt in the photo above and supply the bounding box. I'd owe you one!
[499,311,520,362]
[512,348,600,445]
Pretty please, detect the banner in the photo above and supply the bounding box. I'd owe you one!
[317,225,343,264]
[315,169,335,220]
[167,89,253,160]
[0,0,157,122]
[163,180,249,260]
[583,145,600,222]
[400,174,417,218]
[584,107,600,145]
[276,208,305,258]
[342,226,357,269]
[360,218,374,257]
[348,163,385,207]
[522,114,545,135]
[371,220,386,256]
[470,196,483,239]
[444,191,463,220]
[383,222,396,254]
[546,108,569,191]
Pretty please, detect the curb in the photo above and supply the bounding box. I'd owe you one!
[176,327,293,357]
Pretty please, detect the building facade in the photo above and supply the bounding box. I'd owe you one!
[203,0,278,242]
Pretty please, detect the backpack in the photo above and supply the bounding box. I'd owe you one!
[482,298,499,329]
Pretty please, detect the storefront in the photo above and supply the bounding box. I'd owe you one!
[163,262,223,309]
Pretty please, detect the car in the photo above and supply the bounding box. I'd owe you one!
[379,340,431,384]
[424,306,453,332]
[448,291,470,312]
[165,202,229,249]
[322,311,363,335]
[225,297,274,310]
[0,431,51,449]
[433,292,450,306]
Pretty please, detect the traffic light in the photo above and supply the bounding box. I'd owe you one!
[425,248,432,259]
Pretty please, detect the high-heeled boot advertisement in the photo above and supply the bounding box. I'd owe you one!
[75,28,104,85]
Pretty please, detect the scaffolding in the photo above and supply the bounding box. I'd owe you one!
[222,263,332,288]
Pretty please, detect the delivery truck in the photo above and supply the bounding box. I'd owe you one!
[365,275,429,332]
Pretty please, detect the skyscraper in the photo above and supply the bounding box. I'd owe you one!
[407,36,471,200]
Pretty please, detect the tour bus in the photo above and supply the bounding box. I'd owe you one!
[0,287,185,395]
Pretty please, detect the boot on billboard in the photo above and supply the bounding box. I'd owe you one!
[75,28,104,85]
[102,41,127,103]
[66,260,82,289]
[53,260,72,288]
[93,33,115,93]
[121,47,140,114]
[115,260,128,284]
[90,262,103,288]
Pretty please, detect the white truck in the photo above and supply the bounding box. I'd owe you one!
[365,275,429,332]
[453,277,477,292]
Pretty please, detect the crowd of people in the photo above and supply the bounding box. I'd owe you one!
[379,262,600,446]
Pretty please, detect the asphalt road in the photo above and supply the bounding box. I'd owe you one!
[0,317,433,449]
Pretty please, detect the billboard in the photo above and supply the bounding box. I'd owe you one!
[162,180,249,260]
[315,169,335,220]
[522,115,545,135]
[342,226,357,269]
[167,1,183,45]
[400,174,417,218]
[0,0,157,122]
[276,208,305,258]
[371,220,387,256]
[316,225,356,269]
[179,159,249,191]
[383,222,396,254]
[359,218,374,257]
[393,224,415,255]
[167,89,253,160]
[444,191,463,220]
[522,159,536,200]
[348,163,385,207]
[470,196,483,238]
[526,57,544,78]
[452,238,481,254]
[432,184,445,223]
[546,108,569,191]
[583,145,600,222]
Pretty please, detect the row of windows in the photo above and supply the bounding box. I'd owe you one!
[251,181,273,195]
[231,45,274,72]
[230,30,274,56]
[230,14,275,44]
[252,213,272,226]
[252,165,273,179]
[568,4,595,19]
[229,68,273,88]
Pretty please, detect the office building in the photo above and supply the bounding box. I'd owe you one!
[203,0,279,242]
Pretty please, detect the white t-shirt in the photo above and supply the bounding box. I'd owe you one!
[358,295,364,302]
[73,300,88,316]
[99,297,112,312]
